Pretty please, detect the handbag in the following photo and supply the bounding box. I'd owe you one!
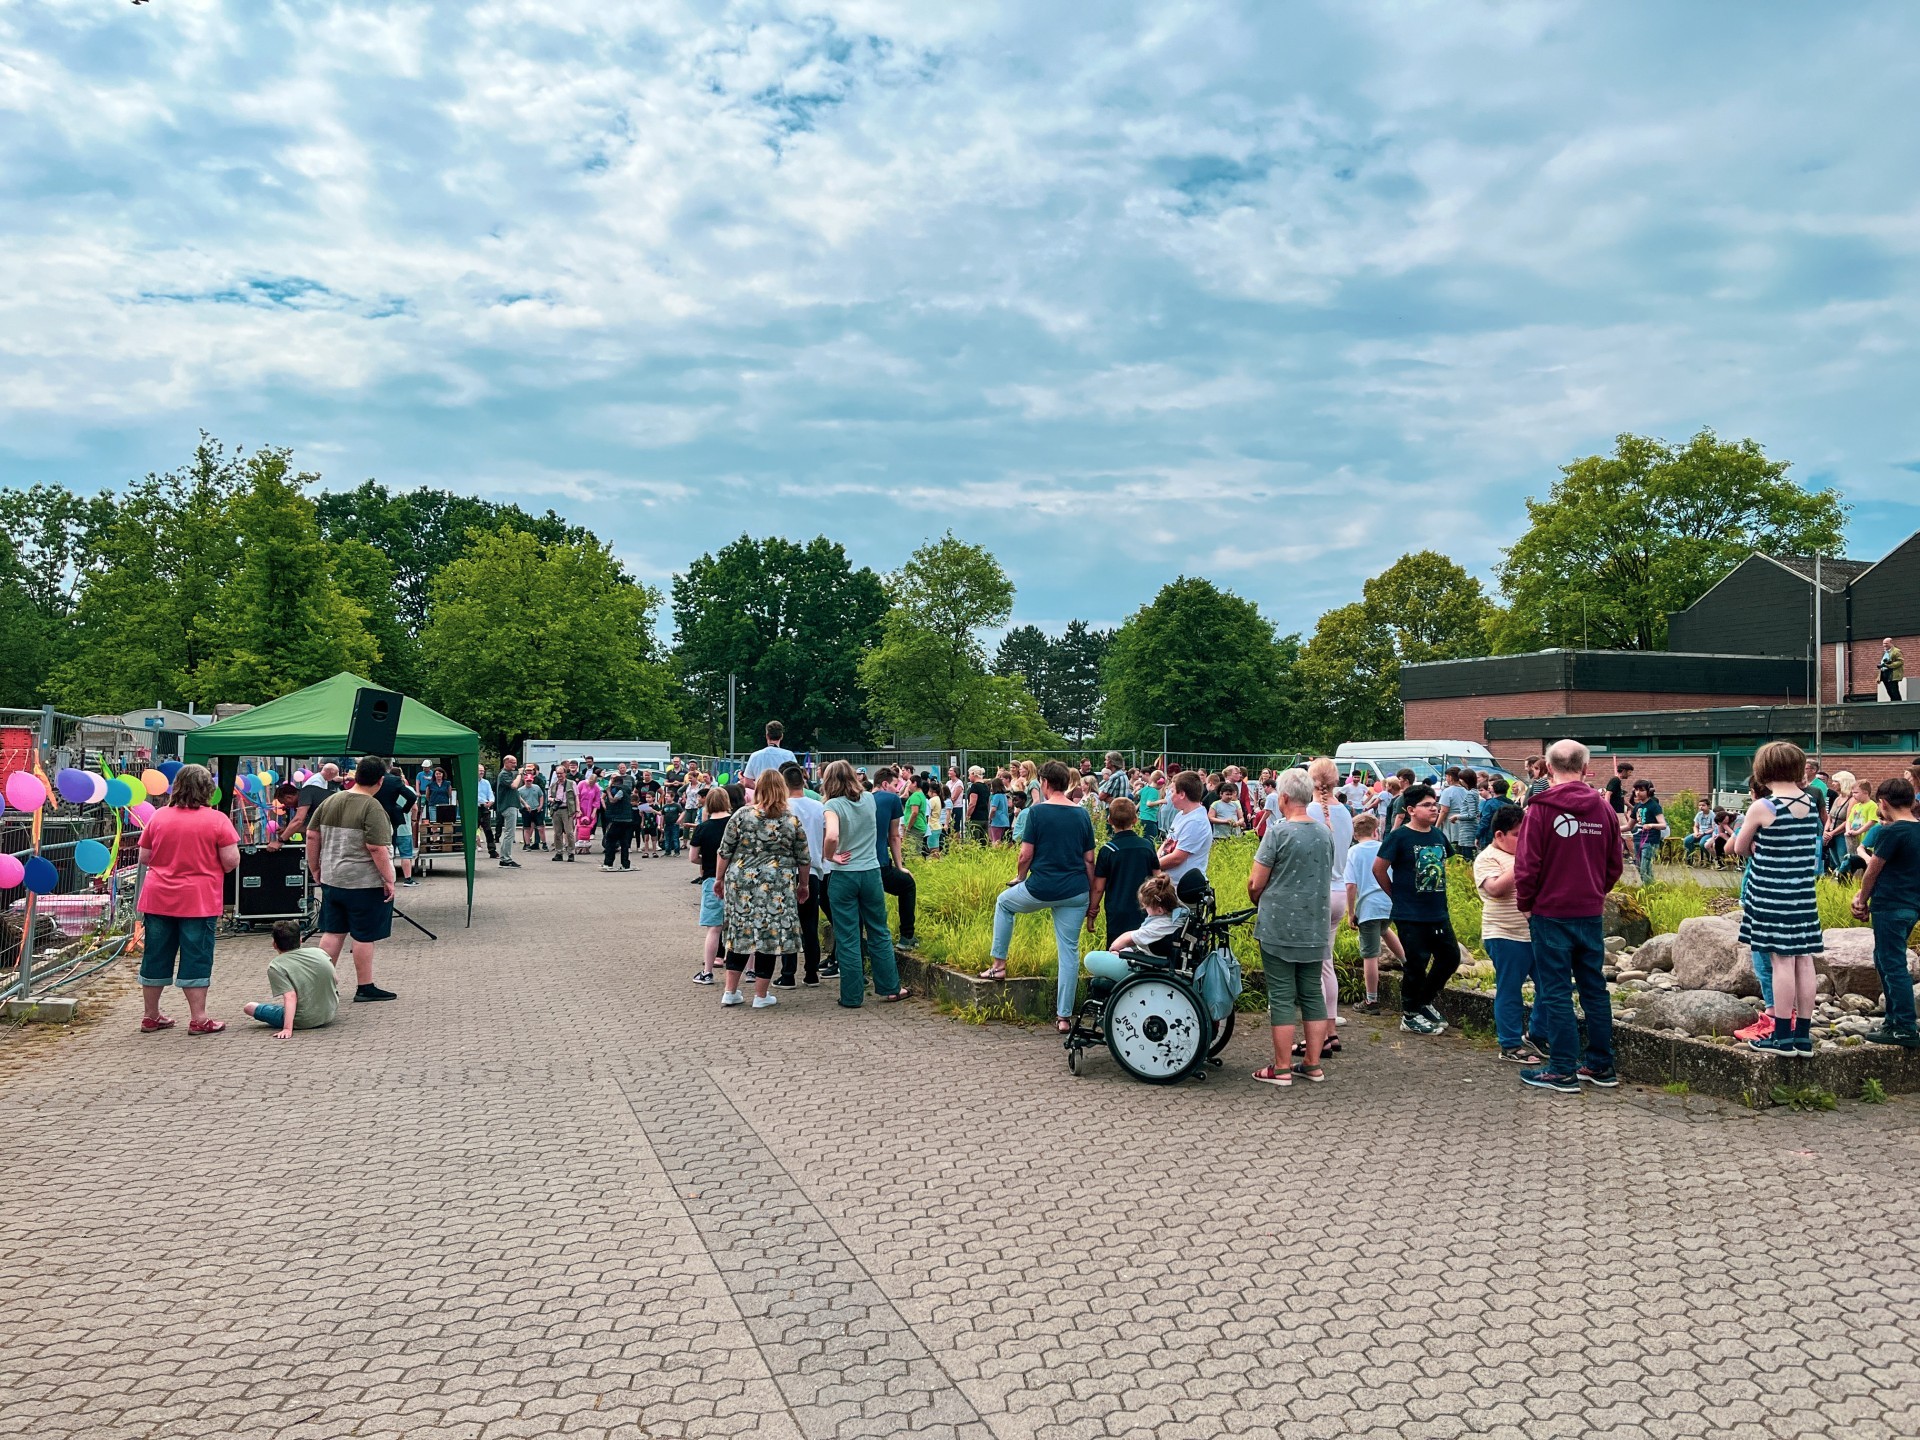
[1194,943,1243,1023]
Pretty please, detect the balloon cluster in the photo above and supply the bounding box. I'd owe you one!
[2,761,179,893]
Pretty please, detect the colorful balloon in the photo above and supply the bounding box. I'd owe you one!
[22,856,58,894]
[103,777,136,809]
[159,760,183,782]
[141,768,169,796]
[56,768,95,804]
[0,853,22,888]
[85,773,108,803]
[73,839,112,875]
[130,801,156,825]
[4,772,47,812]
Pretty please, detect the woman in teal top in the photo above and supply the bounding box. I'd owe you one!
[821,760,909,1009]
[1137,776,1163,841]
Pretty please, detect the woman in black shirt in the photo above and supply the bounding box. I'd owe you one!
[688,787,732,986]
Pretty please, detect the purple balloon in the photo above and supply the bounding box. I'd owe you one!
[56,768,95,804]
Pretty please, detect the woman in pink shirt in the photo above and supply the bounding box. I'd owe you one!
[137,764,242,1035]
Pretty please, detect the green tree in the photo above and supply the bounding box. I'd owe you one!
[671,535,887,751]
[332,538,421,695]
[1492,430,1848,652]
[992,624,1058,723]
[0,535,48,707]
[194,450,379,704]
[1293,551,1492,749]
[1052,620,1112,743]
[54,438,246,712]
[1101,577,1294,753]
[316,481,590,635]
[421,528,678,752]
[860,533,1024,753]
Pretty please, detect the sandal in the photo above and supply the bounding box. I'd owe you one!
[1055,1018,1072,1033]
[1292,1036,1342,1057]
[140,1015,176,1033]
[880,988,913,1003]
[188,1018,226,1036]
[1251,1065,1292,1087]
[1290,1063,1326,1083]
[977,965,1007,981]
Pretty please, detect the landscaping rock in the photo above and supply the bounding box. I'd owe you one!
[1838,993,1878,1016]
[1627,990,1763,1038]
[1615,968,1650,983]
[1605,934,1629,954]
[1636,932,1676,972]
[1603,892,1652,947]
[1814,927,1920,1004]
[1670,913,1760,997]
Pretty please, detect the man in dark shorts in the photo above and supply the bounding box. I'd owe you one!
[306,755,399,1002]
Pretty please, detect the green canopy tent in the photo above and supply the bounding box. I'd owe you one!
[181,673,482,925]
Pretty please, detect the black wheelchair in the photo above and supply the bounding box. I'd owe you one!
[1063,874,1256,1084]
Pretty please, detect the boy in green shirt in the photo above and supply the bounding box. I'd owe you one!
[243,921,340,1039]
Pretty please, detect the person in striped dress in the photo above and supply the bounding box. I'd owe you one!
[1734,742,1826,1057]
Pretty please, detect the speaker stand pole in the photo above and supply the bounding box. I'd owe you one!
[390,905,438,942]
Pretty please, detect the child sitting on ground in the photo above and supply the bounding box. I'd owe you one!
[242,921,339,1039]
[1084,873,1182,983]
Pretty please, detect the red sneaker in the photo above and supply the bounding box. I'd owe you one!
[1733,1013,1773,1043]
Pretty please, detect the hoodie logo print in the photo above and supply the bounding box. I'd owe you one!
[1553,812,1581,838]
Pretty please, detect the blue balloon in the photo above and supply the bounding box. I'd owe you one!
[159,760,183,782]
[22,856,58,894]
[104,777,137,809]
[73,839,112,875]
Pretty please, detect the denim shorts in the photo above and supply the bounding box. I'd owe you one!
[251,1002,287,1029]
[699,877,724,927]
[319,885,392,943]
[140,914,217,989]
[393,829,416,860]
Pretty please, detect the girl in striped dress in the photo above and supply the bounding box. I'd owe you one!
[1735,742,1825,1056]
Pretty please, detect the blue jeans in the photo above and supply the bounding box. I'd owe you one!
[1483,937,1537,1050]
[252,1003,286,1028]
[828,868,898,1007]
[1873,904,1919,1033]
[992,881,1090,1018]
[1528,914,1612,1075]
[139,915,217,989]
[1749,948,1775,1009]
[1635,838,1658,884]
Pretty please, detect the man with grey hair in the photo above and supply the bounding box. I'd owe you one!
[1098,752,1131,805]
[1247,768,1334,1085]
[1513,738,1622,1094]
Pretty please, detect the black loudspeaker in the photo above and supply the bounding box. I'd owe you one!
[225,847,310,920]
[347,687,403,756]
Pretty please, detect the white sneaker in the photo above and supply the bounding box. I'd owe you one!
[751,994,779,1009]
[720,991,745,1007]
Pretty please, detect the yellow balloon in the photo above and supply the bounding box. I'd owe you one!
[142,768,170,796]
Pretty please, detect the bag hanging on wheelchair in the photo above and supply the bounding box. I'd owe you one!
[1194,944,1243,1022]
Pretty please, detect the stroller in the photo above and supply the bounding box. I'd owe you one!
[1063,872,1256,1084]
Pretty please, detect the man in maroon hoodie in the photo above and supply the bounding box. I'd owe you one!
[1513,739,1623,1094]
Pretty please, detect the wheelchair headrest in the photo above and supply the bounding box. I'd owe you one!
[1175,870,1212,905]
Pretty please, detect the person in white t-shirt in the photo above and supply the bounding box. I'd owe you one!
[742,721,799,780]
[1156,771,1214,891]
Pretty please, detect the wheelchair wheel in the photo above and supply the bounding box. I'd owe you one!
[1067,1046,1081,1075]
[1104,974,1209,1084]
[1209,1010,1235,1058]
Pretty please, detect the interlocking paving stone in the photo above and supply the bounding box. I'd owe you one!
[2,853,1918,1439]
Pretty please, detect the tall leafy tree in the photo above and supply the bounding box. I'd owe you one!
[0,535,48,707]
[860,533,1032,753]
[671,535,887,751]
[332,538,421,695]
[1052,620,1112,743]
[54,438,247,713]
[992,624,1058,721]
[1492,429,1848,652]
[1293,551,1493,749]
[1101,577,1294,753]
[196,450,379,704]
[316,481,590,635]
[422,527,678,752]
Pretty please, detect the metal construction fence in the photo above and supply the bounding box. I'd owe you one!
[2,706,152,1005]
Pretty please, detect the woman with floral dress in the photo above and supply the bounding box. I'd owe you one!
[714,769,812,1011]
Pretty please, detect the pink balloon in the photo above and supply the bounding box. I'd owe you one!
[130,802,156,825]
[0,853,23,889]
[85,773,108,803]
[3,772,46,812]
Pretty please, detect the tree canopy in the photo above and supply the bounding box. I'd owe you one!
[992,619,1111,742]
[1491,430,1847,652]
[672,535,886,752]
[1101,576,1295,754]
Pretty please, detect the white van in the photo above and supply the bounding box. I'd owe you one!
[1333,740,1518,790]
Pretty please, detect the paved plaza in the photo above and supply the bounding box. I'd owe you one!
[3,858,1919,1440]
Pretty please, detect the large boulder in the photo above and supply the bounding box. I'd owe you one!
[1669,913,1761,997]
[1603,891,1653,947]
[1636,932,1677,973]
[1626,990,1764,1038]
[1814,927,1920,1004]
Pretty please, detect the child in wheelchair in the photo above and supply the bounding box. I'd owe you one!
[1084,873,1181,983]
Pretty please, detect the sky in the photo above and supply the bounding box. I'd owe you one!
[4,0,1920,641]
